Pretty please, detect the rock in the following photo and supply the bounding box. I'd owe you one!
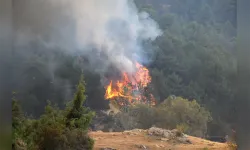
[155,144,164,148]
[163,130,174,138]
[131,129,144,133]
[123,130,138,135]
[183,134,188,138]
[135,144,147,149]
[148,127,173,139]
[177,137,192,144]
[148,127,165,136]
[160,138,170,141]
[148,127,191,144]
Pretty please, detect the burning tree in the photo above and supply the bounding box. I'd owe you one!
[104,62,156,108]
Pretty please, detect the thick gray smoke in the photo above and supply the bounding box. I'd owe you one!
[14,0,162,74]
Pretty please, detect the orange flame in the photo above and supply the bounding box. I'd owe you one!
[105,62,156,106]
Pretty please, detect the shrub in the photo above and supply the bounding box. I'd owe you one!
[158,96,212,137]
[12,74,95,150]
[65,75,95,130]
[12,99,27,149]
[176,123,189,133]
[115,96,212,137]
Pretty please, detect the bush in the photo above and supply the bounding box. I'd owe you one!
[12,99,27,149]
[12,75,95,150]
[157,96,212,137]
[65,75,95,130]
[115,96,212,137]
[176,123,189,134]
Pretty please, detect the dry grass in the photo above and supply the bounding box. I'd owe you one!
[89,130,230,150]
[226,142,237,150]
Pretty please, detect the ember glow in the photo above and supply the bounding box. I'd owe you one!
[105,62,156,106]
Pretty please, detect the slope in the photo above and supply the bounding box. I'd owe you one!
[89,128,230,150]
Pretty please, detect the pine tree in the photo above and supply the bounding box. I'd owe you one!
[12,100,24,130]
[12,96,27,150]
[66,74,95,130]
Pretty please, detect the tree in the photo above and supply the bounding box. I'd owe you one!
[12,96,27,150]
[31,74,95,149]
[66,74,95,130]
[12,75,95,150]
[12,99,24,132]
[157,96,212,137]
[114,96,212,137]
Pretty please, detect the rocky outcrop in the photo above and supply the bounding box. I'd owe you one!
[147,127,191,144]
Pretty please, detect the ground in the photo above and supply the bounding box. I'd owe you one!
[89,130,230,150]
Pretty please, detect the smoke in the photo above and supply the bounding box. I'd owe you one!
[74,0,162,73]
[14,0,162,74]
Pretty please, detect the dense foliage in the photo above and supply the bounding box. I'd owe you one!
[136,0,236,136]
[106,96,212,137]
[7,0,236,137]
[12,76,95,150]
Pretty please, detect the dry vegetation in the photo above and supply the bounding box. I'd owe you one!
[90,129,229,150]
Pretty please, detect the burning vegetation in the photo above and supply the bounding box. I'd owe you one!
[105,62,156,106]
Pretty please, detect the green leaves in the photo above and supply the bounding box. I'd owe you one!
[115,96,211,137]
[66,74,94,132]
[12,75,95,150]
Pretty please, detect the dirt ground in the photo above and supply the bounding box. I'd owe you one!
[89,130,230,150]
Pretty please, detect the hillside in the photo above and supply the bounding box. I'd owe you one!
[9,0,239,150]
[89,128,229,150]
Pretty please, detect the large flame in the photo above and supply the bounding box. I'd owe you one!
[105,62,155,106]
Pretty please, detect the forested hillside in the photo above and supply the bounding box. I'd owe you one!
[5,0,237,138]
[135,0,237,136]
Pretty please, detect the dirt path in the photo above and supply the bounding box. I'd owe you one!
[89,131,229,150]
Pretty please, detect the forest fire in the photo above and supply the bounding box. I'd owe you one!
[105,62,156,106]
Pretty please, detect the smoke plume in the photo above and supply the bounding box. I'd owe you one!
[14,0,162,74]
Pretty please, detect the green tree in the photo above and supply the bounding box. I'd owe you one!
[12,99,24,132]
[158,96,212,137]
[12,97,27,150]
[66,74,95,130]
[12,75,95,150]
[116,96,212,137]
